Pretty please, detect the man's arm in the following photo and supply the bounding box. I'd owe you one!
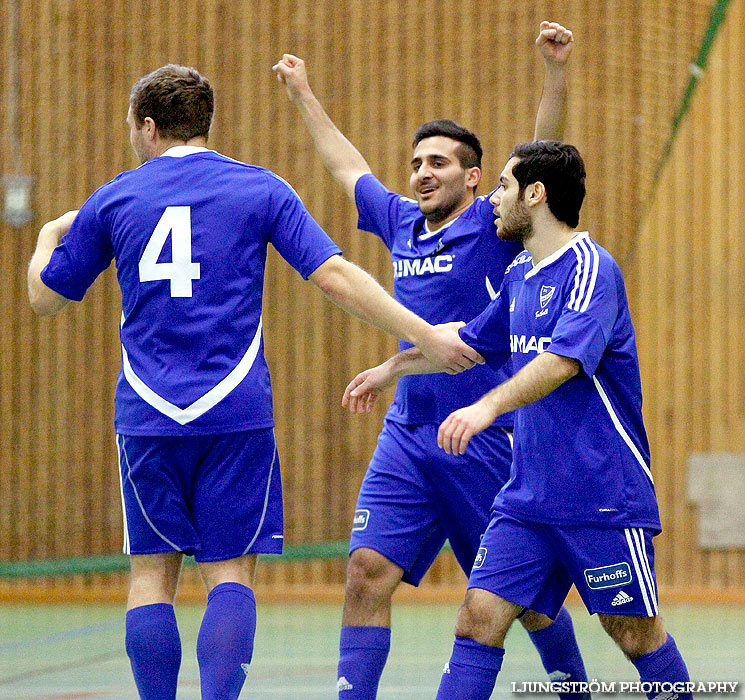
[273,54,371,200]
[533,21,574,141]
[27,211,78,316]
[438,351,580,455]
[342,346,444,414]
[309,255,482,373]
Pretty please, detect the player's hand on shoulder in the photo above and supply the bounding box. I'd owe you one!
[437,401,496,455]
[272,53,312,102]
[536,21,573,65]
[418,322,485,375]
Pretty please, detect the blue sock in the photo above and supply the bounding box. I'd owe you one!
[337,626,391,699]
[527,606,589,699]
[197,582,257,700]
[632,634,693,700]
[125,603,181,700]
[436,636,504,700]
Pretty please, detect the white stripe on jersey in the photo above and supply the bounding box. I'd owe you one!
[624,528,658,616]
[120,315,263,425]
[116,435,130,555]
[242,433,278,555]
[577,237,600,313]
[592,375,654,484]
[568,235,600,312]
[632,527,659,611]
[572,238,592,311]
[568,246,584,309]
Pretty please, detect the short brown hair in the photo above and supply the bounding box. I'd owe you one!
[130,64,214,141]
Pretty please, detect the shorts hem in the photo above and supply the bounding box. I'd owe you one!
[193,544,283,563]
[466,583,554,618]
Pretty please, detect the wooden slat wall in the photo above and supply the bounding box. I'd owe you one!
[1,0,734,597]
[627,0,745,592]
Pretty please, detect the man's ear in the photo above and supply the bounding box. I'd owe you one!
[465,166,482,191]
[525,181,547,207]
[143,116,158,142]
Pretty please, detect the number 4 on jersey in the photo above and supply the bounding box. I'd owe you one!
[139,206,201,297]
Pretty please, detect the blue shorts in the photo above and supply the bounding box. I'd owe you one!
[468,512,660,617]
[116,429,283,562]
[350,419,512,585]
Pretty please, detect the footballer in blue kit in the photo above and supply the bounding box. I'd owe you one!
[27,65,481,700]
[351,141,693,700]
[276,22,592,700]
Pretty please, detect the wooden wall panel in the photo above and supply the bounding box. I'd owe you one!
[1,0,735,595]
[628,0,745,591]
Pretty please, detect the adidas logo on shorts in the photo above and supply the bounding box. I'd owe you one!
[337,676,354,691]
[442,662,451,674]
[611,590,634,606]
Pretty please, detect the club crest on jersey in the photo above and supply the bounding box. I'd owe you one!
[584,562,633,589]
[473,547,487,569]
[352,509,370,531]
[536,285,556,318]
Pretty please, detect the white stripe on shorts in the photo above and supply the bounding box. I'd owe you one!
[632,527,658,611]
[116,435,130,555]
[624,528,657,616]
[242,431,278,555]
[119,435,183,552]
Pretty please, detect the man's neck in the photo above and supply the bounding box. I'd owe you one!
[525,222,577,266]
[424,193,476,232]
[153,136,209,159]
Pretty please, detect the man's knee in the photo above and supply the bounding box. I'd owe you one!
[128,553,183,608]
[519,609,554,633]
[454,588,520,647]
[598,614,667,659]
[345,549,402,602]
[198,554,257,592]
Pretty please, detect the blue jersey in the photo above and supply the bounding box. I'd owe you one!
[41,147,341,436]
[355,174,521,425]
[461,232,660,529]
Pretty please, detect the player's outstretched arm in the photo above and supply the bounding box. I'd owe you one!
[27,211,78,316]
[438,350,580,455]
[342,346,442,414]
[533,21,573,141]
[310,255,483,373]
[273,54,371,200]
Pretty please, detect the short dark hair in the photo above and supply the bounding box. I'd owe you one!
[412,119,482,170]
[130,64,214,141]
[510,141,586,228]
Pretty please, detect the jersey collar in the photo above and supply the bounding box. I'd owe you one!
[421,214,460,240]
[525,232,589,279]
[160,145,211,158]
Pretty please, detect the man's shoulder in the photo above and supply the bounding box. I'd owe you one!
[356,173,420,213]
[504,250,532,278]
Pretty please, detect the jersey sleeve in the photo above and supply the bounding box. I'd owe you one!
[354,174,417,249]
[264,174,342,279]
[459,284,511,370]
[547,259,620,377]
[40,196,114,302]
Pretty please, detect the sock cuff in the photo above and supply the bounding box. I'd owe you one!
[632,634,677,676]
[126,603,176,624]
[340,625,391,651]
[207,582,256,603]
[451,636,505,672]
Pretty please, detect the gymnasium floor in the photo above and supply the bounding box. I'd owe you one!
[0,602,742,699]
